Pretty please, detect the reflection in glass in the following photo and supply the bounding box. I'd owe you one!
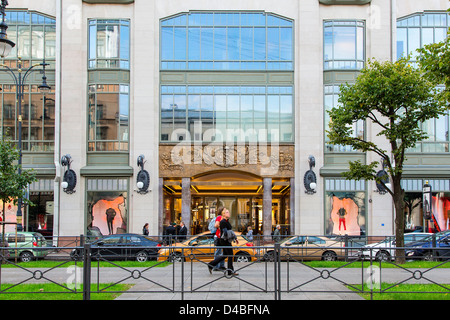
[323,21,365,70]
[89,20,130,69]
[325,191,366,236]
[87,192,128,235]
[160,86,292,143]
[88,84,129,151]
[161,12,293,71]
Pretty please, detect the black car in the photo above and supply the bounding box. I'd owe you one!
[71,233,162,262]
[406,230,450,261]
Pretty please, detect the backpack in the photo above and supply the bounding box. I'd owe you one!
[208,218,217,235]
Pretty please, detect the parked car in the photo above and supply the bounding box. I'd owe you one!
[0,232,48,262]
[360,232,432,261]
[406,230,450,261]
[86,226,103,243]
[158,231,255,263]
[0,239,10,260]
[71,233,162,262]
[263,235,345,261]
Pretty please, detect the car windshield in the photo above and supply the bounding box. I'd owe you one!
[420,231,449,243]
[240,235,249,242]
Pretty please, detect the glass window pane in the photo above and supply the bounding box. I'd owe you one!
[214,27,227,60]
[434,28,447,43]
[280,28,292,61]
[173,94,187,136]
[254,27,266,60]
[18,26,31,58]
[96,93,119,146]
[120,25,130,61]
[161,27,174,60]
[174,27,187,60]
[407,28,420,59]
[357,27,364,61]
[396,28,407,60]
[188,28,200,60]
[45,25,56,59]
[227,27,240,60]
[31,26,44,59]
[324,27,333,63]
[241,27,253,60]
[267,27,280,60]
[97,25,119,59]
[201,27,213,60]
[119,93,129,142]
[334,27,356,60]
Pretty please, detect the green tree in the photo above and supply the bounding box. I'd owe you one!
[417,24,449,104]
[327,57,446,263]
[0,136,37,238]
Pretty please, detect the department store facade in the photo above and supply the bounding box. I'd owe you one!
[1,0,449,238]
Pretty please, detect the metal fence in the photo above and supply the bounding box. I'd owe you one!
[0,234,449,300]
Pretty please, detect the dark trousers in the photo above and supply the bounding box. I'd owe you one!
[209,239,234,272]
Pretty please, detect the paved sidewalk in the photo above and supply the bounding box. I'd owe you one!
[116,262,364,300]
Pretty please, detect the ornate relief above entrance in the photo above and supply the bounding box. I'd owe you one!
[159,144,294,178]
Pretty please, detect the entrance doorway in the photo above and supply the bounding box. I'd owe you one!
[162,172,291,236]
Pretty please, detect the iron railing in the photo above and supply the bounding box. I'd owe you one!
[0,234,448,300]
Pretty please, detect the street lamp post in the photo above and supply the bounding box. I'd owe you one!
[0,0,51,231]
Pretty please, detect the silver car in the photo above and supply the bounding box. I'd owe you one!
[360,232,431,261]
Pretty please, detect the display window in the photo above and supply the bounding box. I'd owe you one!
[86,178,128,235]
[325,179,366,236]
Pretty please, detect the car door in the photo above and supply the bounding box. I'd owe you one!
[280,236,306,260]
[96,235,124,260]
[437,234,450,259]
[189,235,215,261]
[125,235,142,260]
[304,236,327,260]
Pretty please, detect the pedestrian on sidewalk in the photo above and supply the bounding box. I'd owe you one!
[212,207,226,272]
[207,208,239,276]
[142,223,149,236]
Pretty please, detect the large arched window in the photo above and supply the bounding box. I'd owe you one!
[1,11,56,151]
[160,12,294,143]
[397,12,449,153]
[161,12,293,71]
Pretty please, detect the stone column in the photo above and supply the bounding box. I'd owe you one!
[290,177,295,235]
[158,178,164,236]
[263,177,272,237]
[181,177,191,236]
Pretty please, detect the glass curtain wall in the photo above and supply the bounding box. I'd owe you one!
[88,19,130,69]
[397,12,450,153]
[161,12,293,71]
[88,84,129,152]
[323,20,365,70]
[1,11,56,151]
[161,85,293,143]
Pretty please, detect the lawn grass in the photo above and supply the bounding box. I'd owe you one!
[349,283,450,300]
[0,283,133,300]
[302,260,450,269]
[0,260,171,268]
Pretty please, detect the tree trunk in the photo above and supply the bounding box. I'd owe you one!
[393,178,406,264]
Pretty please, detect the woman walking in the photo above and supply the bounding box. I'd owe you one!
[207,208,239,276]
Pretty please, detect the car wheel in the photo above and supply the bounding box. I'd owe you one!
[136,251,149,262]
[234,252,251,262]
[168,252,184,263]
[322,251,337,261]
[20,251,34,263]
[263,251,275,262]
[375,250,391,262]
[424,251,435,261]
